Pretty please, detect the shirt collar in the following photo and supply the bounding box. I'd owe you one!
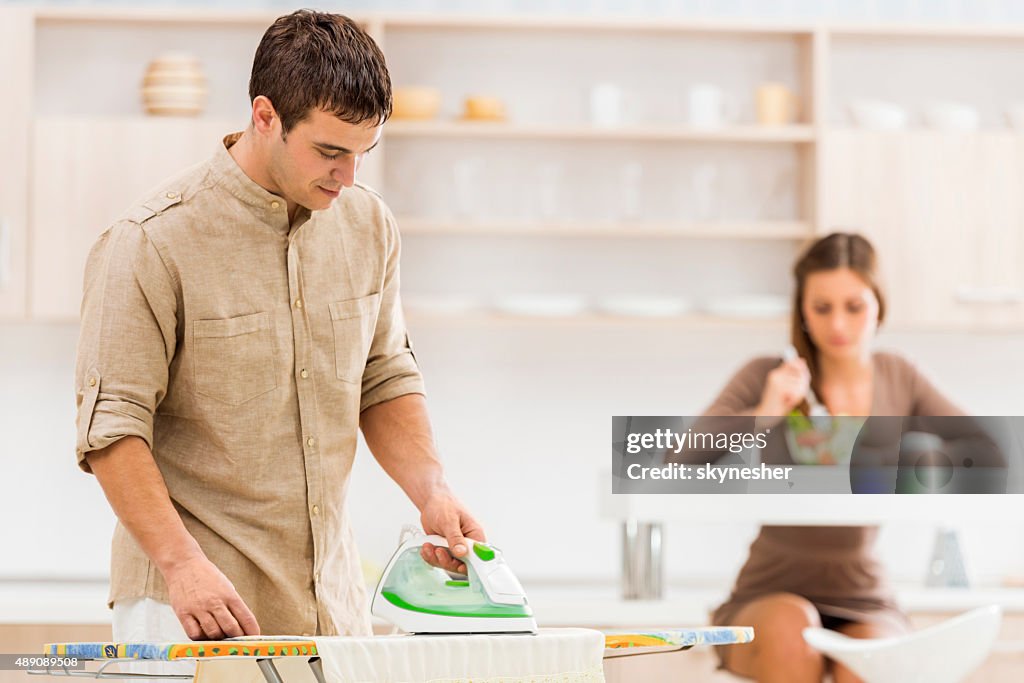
[210,132,312,232]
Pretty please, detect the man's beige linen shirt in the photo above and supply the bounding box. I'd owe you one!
[74,133,424,637]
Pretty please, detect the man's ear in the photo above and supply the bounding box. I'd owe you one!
[251,96,278,136]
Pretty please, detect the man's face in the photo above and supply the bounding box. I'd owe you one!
[267,108,382,211]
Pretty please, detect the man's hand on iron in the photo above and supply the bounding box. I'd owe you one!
[163,553,261,640]
[419,490,485,575]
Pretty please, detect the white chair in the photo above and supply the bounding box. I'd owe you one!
[802,605,1002,683]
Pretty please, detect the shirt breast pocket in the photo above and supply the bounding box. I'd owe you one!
[329,293,381,384]
[193,311,279,405]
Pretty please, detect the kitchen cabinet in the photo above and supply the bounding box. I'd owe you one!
[6,6,1024,329]
[30,118,231,319]
[823,130,1024,330]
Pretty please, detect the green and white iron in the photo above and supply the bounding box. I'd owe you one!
[371,533,538,634]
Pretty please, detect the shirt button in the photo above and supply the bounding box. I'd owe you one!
[88,377,96,387]
[270,200,280,209]
[300,369,309,379]
[312,505,320,516]
[306,437,316,447]
[294,299,304,309]
[165,191,178,199]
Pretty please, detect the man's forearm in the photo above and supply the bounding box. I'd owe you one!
[360,393,447,509]
[84,436,204,575]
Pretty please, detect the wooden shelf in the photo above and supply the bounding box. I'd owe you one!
[30,8,810,36]
[405,311,788,327]
[398,217,812,239]
[380,13,815,37]
[31,117,813,146]
[385,121,816,143]
[828,22,1024,40]
[29,7,1024,41]
[33,6,286,26]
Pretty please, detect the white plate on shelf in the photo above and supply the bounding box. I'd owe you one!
[403,295,486,316]
[703,294,790,319]
[598,296,692,318]
[923,102,979,131]
[494,295,589,317]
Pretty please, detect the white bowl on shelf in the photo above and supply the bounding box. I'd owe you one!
[848,99,908,130]
[703,294,790,319]
[923,102,979,131]
[598,296,692,318]
[494,295,588,317]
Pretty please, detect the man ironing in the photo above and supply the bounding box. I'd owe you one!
[75,10,483,641]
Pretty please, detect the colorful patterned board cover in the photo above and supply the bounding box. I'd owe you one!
[44,640,318,661]
[603,627,754,655]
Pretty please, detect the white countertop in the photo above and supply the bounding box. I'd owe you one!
[4,580,1024,626]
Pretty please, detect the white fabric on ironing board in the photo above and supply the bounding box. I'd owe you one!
[194,628,605,683]
[113,598,195,681]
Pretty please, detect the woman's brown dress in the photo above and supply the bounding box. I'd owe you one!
[701,352,966,632]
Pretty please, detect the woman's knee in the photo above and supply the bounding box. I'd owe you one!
[756,593,824,633]
[724,594,826,679]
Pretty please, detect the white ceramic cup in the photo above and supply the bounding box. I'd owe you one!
[688,84,736,128]
[590,83,623,127]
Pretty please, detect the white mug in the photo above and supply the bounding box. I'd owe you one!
[688,84,737,128]
[590,83,623,127]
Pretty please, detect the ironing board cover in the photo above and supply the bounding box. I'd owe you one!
[44,639,317,661]
[195,628,606,683]
[604,626,754,651]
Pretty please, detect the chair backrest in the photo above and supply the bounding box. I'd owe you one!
[802,605,1002,683]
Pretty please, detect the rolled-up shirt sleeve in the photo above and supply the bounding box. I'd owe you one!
[359,209,425,412]
[75,222,178,472]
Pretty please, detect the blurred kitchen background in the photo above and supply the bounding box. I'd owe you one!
[3,0,1024,679]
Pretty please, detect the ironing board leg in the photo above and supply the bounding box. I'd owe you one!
[256,658,285,683]
[307,657,327,683]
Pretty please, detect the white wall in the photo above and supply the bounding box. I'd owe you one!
[2,318,1022,588]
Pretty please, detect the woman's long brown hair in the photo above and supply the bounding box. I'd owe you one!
[791,232,886,413]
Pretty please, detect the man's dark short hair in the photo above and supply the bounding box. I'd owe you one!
[249,9,392,135]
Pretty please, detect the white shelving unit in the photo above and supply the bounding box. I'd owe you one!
[1,7,1022,330]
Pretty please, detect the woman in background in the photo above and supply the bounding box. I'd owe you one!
[698,232,970,683]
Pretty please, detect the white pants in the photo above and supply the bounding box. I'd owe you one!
[112,598,195,679]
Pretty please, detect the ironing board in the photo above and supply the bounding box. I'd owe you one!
[36,638,322,681]
[37,627,754,682]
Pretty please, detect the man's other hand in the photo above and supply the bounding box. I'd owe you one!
[164,554,261,640]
